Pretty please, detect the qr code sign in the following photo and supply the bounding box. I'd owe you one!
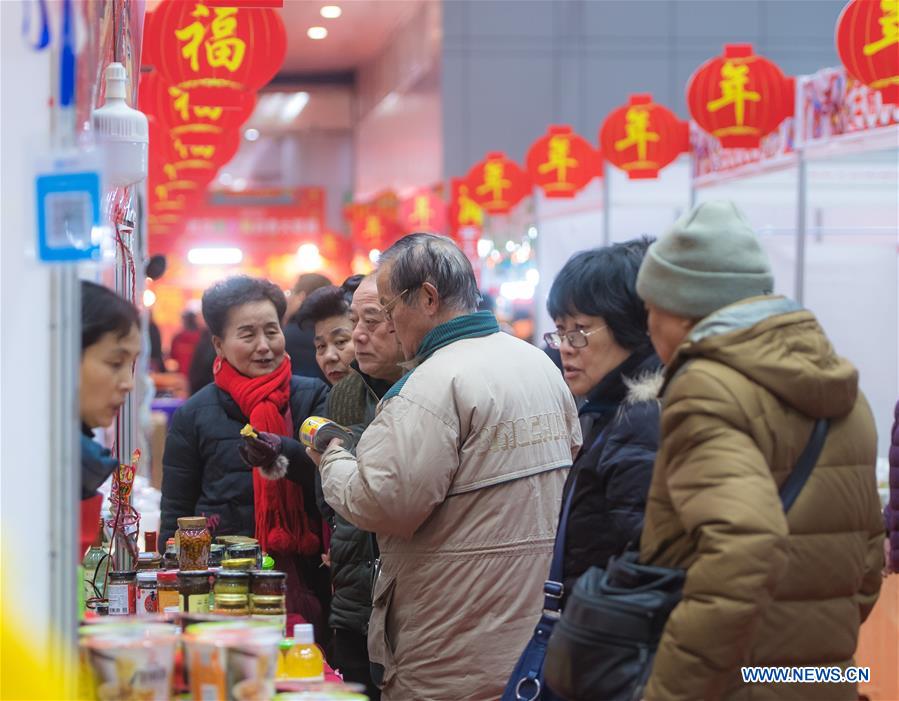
[44,191,94,250]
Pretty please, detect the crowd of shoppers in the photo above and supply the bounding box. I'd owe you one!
[149,201,890,700]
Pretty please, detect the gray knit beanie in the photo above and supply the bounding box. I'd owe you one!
[636,200,774,319]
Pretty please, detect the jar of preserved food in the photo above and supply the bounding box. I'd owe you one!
[214,571,250,596]
[221,557,255,571]
[136,571,158,616]
[208,543,227,568]
[177,516,210,571]
[107,571,137,616]
[226,542,262,569]
[157,570,179,612]
[178,570,211,613]
[250,570,286,597]
[250,594,286,631]
[214,594,250,616]
[163,538,178,569]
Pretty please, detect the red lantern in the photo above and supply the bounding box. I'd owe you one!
[399,189,448,234]
[687,44,794,149]
[600,94,689,179]
[139,71,256,143]
[837,0,899,104]
[465,152,532,214]
[526,126,601,198]
[145,1,286,101]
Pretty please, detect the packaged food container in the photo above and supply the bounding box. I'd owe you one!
[183,622,280,701]
[177,516,211,571]
[79,622,179,701]
[179,570,212,613]
[136,571,159,616]
[299,416,355,453]
[136,551,163,571]
[215,571,250,596]
[250,570,286,597]
[163,539,178,569]
[226,543,262,569]
[250,595,286,633]
[156,570,179,612]
[107,571,137,616]
[209,544,227,568]
[214,594,250,617]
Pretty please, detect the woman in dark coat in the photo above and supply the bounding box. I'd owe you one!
[885,399,899,574]
[160,276,329,631]
[544,238,663,598]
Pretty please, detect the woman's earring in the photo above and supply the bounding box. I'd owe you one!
[213,356,223,374]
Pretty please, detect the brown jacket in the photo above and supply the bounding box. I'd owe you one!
[320,327,581,701]
[641,296,883,701]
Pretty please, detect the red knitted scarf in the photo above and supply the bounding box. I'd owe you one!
[214,356,319,556]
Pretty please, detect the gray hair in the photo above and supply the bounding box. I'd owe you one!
[378,233,480,313]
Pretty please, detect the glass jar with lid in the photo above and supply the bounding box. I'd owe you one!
[157,570,179,612]
[250,594,286,631]
[214,571,250,596]
[250,570,286,597]
[163,538,178,569]
[226,542,262,569]
[214,594,249,616]
[178,570,211,613]
[136,571,158,616]
[107,571,136,616]
[177,516,210,571]
[208,543,227,568]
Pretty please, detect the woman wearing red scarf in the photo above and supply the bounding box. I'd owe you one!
[160,276,330,632]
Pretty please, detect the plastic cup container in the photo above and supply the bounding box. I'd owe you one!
[80,623,179,700]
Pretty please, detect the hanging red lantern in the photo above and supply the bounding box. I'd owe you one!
[465,152,532,214]
[145,0,286,103]
[526,125,601,198]
[600,94,689,179]
[398,189,448,233]
[836,0,899,104]
[687,44,795,149]
[139,71,256,143]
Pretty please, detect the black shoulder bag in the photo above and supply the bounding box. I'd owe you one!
[543,419,830,701]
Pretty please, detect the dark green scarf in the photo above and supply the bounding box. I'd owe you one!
[383,311,500,401]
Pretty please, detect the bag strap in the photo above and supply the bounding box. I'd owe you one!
[779,418,829,512]
[542,429,606,615]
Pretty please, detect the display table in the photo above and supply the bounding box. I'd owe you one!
[855,574,899,700]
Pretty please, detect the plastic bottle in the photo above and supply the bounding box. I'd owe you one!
[284,624,324,681]
[82,519,109,603]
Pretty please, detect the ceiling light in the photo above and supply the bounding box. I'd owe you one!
[281,92,310,123]
[218,172,234,186]
[307,26,328,40]
[143,289,157,307]
[231,177,248,191]
[477,239,494,258]
[244,128,260,142]
[320,5,342,19]
[369,249,381,263]
[187,247,243,265]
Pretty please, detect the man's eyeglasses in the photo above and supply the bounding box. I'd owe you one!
[382,288,409,322]
[543,325,606,350]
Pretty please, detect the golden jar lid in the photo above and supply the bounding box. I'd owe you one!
[215,594,249,605]
[177,516,208,529]
[222,558,255,570]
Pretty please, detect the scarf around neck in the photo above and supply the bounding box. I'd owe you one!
[383,311,500,401]
[214,355,319,556]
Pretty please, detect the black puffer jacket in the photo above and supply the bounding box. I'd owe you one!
[561,351,663,598]
[296,362,392,634]
[160,376,329,544]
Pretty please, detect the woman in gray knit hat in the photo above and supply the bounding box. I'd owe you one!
[634,201,884,701]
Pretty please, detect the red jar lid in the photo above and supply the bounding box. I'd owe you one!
[157,570,178,583]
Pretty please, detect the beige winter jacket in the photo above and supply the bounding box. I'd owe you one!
[320,319,581,701]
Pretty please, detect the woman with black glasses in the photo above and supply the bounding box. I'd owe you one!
[545,237,662,600]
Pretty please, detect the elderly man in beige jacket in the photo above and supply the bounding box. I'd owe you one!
[309,233,581,701]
